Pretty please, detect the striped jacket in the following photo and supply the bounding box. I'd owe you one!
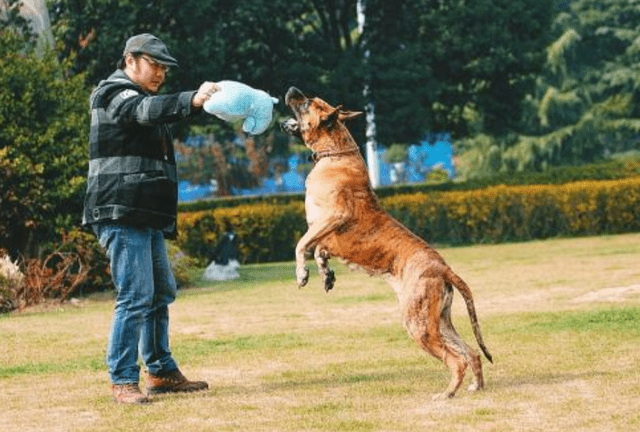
[82,70,198,239]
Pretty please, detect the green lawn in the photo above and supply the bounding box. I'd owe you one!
[1,233,640,431]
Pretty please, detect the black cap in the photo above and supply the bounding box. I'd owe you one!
[123,33,179,67]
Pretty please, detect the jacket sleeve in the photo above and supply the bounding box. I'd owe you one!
[107,89,199,126]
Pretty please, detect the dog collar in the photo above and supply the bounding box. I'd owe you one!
[310,148,360,163]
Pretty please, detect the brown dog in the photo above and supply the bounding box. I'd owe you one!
[281,87,492,399]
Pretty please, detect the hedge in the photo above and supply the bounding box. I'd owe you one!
[177,202,306,264]
[176,176,640,264]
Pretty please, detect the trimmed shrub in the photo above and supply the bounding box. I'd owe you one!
[178,176,640,263]
[176,202,306,264]
[384,178,640,244]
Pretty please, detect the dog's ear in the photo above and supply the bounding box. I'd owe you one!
[321,106,343,127]
[321,106,363,127]
[338,110,363,122]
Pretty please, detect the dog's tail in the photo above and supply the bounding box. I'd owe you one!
[445,268,493,363]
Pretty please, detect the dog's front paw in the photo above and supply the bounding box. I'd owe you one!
[296,266,309,288]
[323,269,336,292]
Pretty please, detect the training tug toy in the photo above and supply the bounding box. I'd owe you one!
[203,80,278,135]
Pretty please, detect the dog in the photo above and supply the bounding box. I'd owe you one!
[280,87,492,399]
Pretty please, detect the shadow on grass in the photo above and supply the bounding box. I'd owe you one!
[183,261,297,293]
[216,361,442,396]
[490,370,612,391]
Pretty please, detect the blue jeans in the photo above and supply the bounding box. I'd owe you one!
[93,223,179,384]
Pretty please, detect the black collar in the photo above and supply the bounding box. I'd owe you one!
[309,148,360,163]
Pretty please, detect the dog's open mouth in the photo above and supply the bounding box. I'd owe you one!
[280,118,299,136]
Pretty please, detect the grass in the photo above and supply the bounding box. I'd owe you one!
[1,233,640,431]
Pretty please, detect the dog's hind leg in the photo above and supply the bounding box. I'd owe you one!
[410,326,468,399]
[439,283,485,394]
[405,279,469,399]
[314,246,335,292]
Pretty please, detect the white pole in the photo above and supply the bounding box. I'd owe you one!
[357,0,380,188]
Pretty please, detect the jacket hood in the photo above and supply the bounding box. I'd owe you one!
[89,70,142,108]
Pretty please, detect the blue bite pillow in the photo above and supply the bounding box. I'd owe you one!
[203,81,278,135]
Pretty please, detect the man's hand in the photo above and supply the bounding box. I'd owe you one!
[192,82,220,108]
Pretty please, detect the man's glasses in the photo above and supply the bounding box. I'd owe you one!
[140,55,170,74]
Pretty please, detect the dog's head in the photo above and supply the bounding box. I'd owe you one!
[281,87,362,149]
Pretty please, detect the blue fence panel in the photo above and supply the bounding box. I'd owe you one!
[178,133,455,201]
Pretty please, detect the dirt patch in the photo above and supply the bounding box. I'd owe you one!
[571,284,640,304]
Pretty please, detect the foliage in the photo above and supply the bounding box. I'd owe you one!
[175,131,276,195]
[412,0,555,138]
[425,167,450,184]
[0,228,112,313]
[49,0,554,147]
[50,0,362,123]
[458,0,640,178]
[54,228,113,295]
[384,177,640,245]
[383,144,408,163]
[17,251,88,309]
[177,176,640,263]
[177,203,306,264]
[166,242,201,289]
[0,28,90,257]
[0,250,24,313]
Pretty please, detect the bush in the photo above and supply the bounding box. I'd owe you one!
[54,228,113,296]
[0,28,90,258]
[0,229,112,313]
[383,177,640,245]
[167,242,201,288]
[177,176,640,262]
[0,251,24,313]
[177,202,306,264]
[384,144,408,163]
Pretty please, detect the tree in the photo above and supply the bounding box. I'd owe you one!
[50,0,364,147]
[51,0,553,147]
[342,0,554,145]
[0,27,90,257]
[51,1,355,100]
[418,0,554,137]
[458,0,640,178]
[175,131,269,196]
[527,0,640,160]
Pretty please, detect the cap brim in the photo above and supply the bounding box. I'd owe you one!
[128,50,179,68]
[150,55,179,68]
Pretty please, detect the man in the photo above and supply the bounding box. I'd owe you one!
[83,33,219,404]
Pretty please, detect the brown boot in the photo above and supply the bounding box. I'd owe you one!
[145,369,209,395]
[112,383,152,404]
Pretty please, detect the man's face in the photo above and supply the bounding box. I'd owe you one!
[125,54,169,94]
